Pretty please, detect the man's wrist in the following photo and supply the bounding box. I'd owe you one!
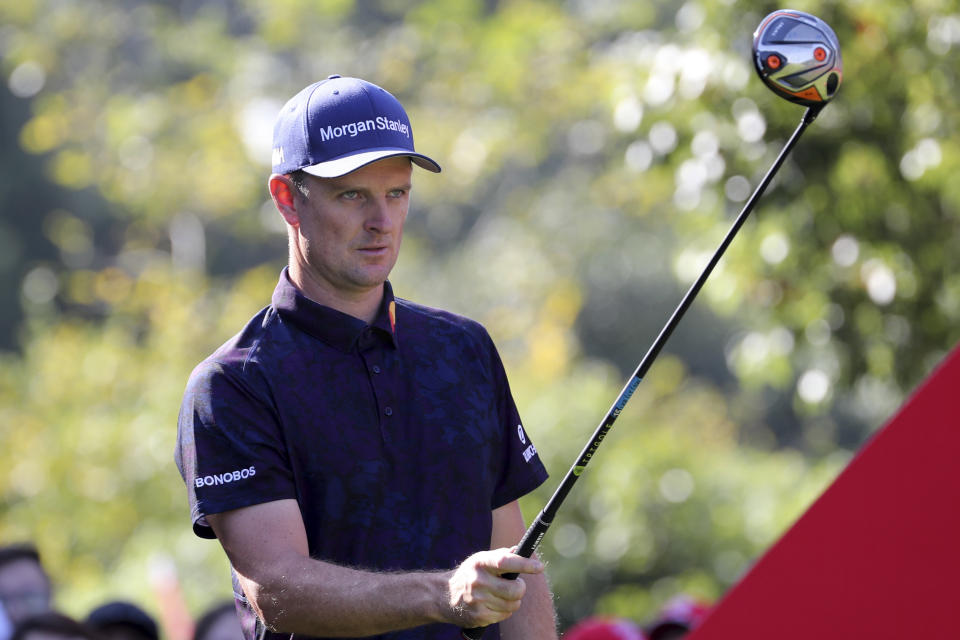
[420,569,458,625]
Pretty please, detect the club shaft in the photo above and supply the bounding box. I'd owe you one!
[461,105,822,640]
[528,104,822,551]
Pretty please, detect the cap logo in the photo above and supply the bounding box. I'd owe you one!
[272,147,285,166]
[318,116,410,143]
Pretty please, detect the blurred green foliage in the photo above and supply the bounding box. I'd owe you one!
[1,0,958,633]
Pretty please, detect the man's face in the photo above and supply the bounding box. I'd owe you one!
[0,558,51,624]
[292,156,413,299]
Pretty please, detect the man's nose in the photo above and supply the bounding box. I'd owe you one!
[364,197,397,232]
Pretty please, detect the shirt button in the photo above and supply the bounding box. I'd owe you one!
[372,365,381,374]
[384,406,393,416]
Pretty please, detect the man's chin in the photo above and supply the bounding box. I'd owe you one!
[351,266,395,289]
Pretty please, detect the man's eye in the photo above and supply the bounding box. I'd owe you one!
[388,189,407,198]
[340,190,360,200]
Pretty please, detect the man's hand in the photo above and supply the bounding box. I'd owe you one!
[445,548,545,628]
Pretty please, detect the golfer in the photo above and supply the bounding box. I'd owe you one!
[176,75,557,640]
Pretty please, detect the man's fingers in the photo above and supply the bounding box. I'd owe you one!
[446,549,542,627]
[477,548,544,576]
[479,582,525,614]
[451,580,524,627]
[483,572,527,602]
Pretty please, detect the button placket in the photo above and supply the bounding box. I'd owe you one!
[360,336,397,443]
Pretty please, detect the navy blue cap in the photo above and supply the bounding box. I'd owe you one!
[271,75,441,178]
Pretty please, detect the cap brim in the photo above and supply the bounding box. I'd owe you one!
[300,149,441,178]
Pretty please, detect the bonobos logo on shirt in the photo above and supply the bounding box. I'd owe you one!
[195,465,257,488]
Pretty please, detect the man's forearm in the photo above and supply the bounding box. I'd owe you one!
[210,501,546,637]
[240,555,449,636]
[238,548,548,637]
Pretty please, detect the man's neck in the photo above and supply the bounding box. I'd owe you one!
[287,267,383,325]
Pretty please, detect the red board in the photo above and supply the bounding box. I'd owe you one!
[688,345,960,639]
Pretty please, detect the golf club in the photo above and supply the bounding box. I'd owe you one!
[461,10,842,639]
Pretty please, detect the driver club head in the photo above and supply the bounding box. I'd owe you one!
[753,10,843,107]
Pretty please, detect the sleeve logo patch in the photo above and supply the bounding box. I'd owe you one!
[195,466,257,488]
[522,443,538,463]
[517,424,526,444]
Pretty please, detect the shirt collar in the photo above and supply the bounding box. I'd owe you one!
[271,267,399,352]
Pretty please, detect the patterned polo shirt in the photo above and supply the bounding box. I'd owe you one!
[176,268,548,640]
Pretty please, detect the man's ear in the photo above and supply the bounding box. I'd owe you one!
[268,174,300,228]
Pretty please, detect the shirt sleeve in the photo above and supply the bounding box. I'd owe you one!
[175,359,297,539]
[477,328,550,510]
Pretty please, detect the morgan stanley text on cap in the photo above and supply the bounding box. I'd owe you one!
[271,74,442,178]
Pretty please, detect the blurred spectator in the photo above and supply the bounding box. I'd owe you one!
[0,545,52,630]
[85,602,158,640]
[564,615,647,640]
[1,597,10,640]
[190,604,240,640]
[10,612,99,640]
[645,595,711,640]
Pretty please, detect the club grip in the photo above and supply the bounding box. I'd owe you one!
[460,626,487,640]
[459,515,551,639]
